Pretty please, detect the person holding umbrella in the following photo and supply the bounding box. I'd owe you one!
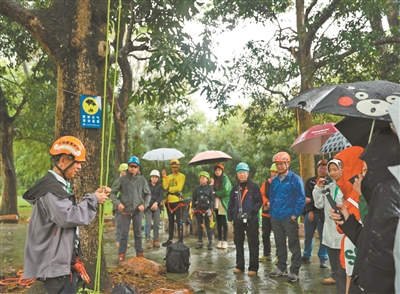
[330,129,400,294]
[211,163,232,250]
[192,171,215,250]
[228,162,262,276]
[161,158,186,247]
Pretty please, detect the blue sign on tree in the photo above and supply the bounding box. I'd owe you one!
[80,94,102,129]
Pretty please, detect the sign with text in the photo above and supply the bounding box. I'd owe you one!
[80,95,102,129]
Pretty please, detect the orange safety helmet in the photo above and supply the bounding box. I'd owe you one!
[214,163,224,172]
[50,136,86,161]
[273,151,291,163]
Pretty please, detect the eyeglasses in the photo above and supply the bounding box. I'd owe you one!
[129,164,139,169]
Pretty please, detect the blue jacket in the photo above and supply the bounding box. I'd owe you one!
[227,180,262,223]
[269,170,305,220]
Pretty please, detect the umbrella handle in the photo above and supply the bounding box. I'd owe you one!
[368,120,376,143]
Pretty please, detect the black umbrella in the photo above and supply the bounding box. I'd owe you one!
[284,80,400,121]
[335,117,391,147]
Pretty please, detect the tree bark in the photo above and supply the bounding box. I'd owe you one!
[295,0,314,181]
[0,0,113,291]
[0,85,18,216]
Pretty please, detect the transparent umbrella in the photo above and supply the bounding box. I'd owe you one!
[142,148,184,162]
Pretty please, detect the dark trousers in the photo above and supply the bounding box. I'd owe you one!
[196,212,213,243]
[233,220,259,272]
[271,217,302,275]
[261,215,272,256]
[166,202,181,241]
[327,247,347,294]
[42,271,77,294]
[119,212,143,255]
[303,211,328,261]
[215,209,228,241]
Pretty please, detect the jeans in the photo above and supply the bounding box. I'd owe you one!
[271,217,302,275]
[119,212,143,255]
[145,208,161,240]
[233,220,259,272]
[215,209,228,241]
[303,211,328,262]
[261,215,272,256]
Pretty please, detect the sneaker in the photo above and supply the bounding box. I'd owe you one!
[259,255,272,262]
[287,273,299,283]
[248,271,257,276]
[216,241,222,249]
[322,277,336,285]
[221,241,228,249]
[136,251,144,258]
[269,268,288,277]
[301,256,311,264]
[233,268,242,274]
[145,238,152,249]
[196,242,203,249]
[207,242,213,250]
[153,238,160,248]
[162,240,173,247]
[320,260,328,268]
[118,253,125,263]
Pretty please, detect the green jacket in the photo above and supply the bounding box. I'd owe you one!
[214,173,233,211]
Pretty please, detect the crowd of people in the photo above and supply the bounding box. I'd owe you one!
[22,126,400,293]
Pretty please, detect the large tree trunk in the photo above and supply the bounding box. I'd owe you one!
[111,50,132,175]
[295,0,314,181]
[0,0,112,291]
[0,85,18,216]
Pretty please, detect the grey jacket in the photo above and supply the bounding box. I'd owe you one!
[22,172,99,279]
[313,182,344,249]
[110,172,151,213]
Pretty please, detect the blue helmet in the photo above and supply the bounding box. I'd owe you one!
[127,156,140,166]
[236,162,250,173]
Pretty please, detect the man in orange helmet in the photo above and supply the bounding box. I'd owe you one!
[268,151,305,283]
[22,136,110,294]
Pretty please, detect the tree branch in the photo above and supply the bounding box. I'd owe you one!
[305,0,341,48]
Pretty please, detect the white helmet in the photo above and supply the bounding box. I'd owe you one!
[150,170,160,177]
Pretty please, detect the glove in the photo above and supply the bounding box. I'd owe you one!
[206,209,212,217]
[73,257,91,284]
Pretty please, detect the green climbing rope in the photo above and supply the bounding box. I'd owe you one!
[93,0,123,292]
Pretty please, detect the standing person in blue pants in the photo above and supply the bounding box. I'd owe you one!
[302,159,329,268]
[269,152,305,283]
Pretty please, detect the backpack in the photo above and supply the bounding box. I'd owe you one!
[165,242,190,273]
[197,187,212,210]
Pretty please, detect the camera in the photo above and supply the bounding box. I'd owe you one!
[237,212,248,223]
[321,177,330,185]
